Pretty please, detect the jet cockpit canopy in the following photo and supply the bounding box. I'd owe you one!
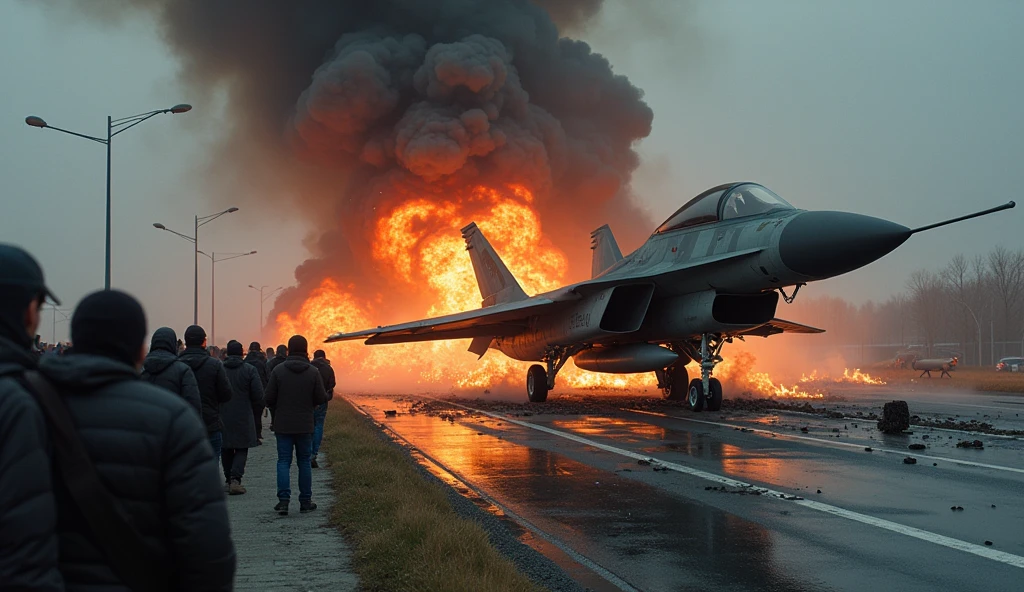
[655,182,794,234]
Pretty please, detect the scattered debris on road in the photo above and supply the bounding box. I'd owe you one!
[908,443,926,450]
[956,439,984,449]
[383,409,397,417]
[951,506,964,511]
[903,457,917,465]
[878,400,910,433]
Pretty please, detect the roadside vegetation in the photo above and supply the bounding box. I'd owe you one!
[871,367,1024,394]
[321,399,542,592]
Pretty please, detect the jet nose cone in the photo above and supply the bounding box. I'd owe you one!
[779,211,911,279]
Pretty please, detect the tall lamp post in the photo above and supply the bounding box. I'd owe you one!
[248,285,283,342]
[153,207,240,325]
[50,308,70,345]
[198,250,257,345]
[25,104,192,290]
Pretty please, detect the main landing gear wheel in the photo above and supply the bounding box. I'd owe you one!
[707,378,723,411]
[687,378,705,412]
[527,364,549,403]
[664,364,690,401]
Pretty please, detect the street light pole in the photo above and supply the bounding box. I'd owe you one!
[153,206,240,325]
[248,284,283,341]
[198,250,257,345]
[25,104,192,290]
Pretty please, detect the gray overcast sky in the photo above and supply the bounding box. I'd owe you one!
[2,1,1022,344]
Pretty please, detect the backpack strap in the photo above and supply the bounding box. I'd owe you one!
[23,371,171,592]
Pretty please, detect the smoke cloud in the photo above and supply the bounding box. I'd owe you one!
[46,0,655,339]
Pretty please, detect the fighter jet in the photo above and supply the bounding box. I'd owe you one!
[327,182,1013,410]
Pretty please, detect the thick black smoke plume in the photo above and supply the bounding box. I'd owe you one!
[47,0,654,331]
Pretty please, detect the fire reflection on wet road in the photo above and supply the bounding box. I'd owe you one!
[349,392,1024,592]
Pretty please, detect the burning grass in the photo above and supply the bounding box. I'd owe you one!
[322,399,541,592]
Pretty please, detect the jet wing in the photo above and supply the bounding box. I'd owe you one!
[572,247,764,295]
[324,297,558,345]
[739,318,825,338]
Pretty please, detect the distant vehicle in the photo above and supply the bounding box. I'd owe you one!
[893,350,923,369]
[996,357,1024,372]
[328,183,1013,409]
[913,357,958,378]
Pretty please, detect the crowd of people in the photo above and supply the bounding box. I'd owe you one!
[0,244,336,591]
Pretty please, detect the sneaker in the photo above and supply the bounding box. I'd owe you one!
[275,500,289,515]
[300,501,317,513]
[228,479,247,495]
[310,457,319,469]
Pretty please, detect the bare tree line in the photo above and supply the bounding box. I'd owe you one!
[784,246,1024,366]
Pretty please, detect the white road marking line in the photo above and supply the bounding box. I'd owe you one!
[350,401,641,592]
[627,409,1024,475]
[438,399,1024,570]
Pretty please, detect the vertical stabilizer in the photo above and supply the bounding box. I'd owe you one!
[591,224,623,278]
[461,223,528,307]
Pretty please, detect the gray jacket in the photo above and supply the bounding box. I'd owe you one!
[0,335,62,591]
[141,328,202,417]
[39,353,236,591]
[222,355,264,449]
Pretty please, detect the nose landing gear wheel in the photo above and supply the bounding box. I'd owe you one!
[687,378,705,411]
[664,364,690,401]
[707,378,723,411]
[527,364,549,402]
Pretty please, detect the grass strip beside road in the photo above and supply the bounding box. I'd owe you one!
[322,399,542,592]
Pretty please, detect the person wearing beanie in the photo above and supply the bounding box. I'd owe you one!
[141,327,202,416]
[244,341,270,443]
[265,334,328,515]
[179,324,234,460]
[310,349,336,468]
[220,340,265,495]
[0,244,63,591]
[37,290,236,590]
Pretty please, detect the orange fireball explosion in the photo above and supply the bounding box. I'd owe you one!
[274,184,864,397]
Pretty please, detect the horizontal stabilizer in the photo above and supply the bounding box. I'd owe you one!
[591,224,623,278]
[740,318,825,338]
[461,222,528,307]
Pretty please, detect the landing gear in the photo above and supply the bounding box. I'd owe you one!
[527,365,548,402]
[525,344,588,403]
[662,363,689,401]
[687,378,705,411]
[677,333,729,412]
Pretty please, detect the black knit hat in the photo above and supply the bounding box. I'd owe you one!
[249,341,261,352]
[184,325,206,346]
[71,290,147,367]
[227,340,243,356]
[313,349,326,359]
[287,334,307,355]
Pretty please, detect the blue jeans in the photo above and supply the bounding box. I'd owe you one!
[312,403,328,458]
[276,433,312,502]
[209,431,223,463]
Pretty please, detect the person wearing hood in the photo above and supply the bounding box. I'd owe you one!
[37,289,236,591]
[221,340,265,495]
[244,341,269,444]
[266,343,287,375]
[178,325,233,460]
[0,244,63,591]
[265,335,328,515]
[141,327,201,417]
[310,349,336,469]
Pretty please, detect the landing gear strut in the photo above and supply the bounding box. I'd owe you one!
[526,344,588,403]
[675,333,728,412]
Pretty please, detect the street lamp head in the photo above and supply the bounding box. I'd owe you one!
[249,250,257,254]
[169,103,193,114]
[153,223,166,229]
[248,284,256,289]
[25,116,47,128]
[227,207,239,213]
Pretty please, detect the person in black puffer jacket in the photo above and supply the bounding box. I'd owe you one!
[265,335,327,515]
[0,244,63,591]
[244,341,268,443]
[140,327,201,417]
[38,290,235,591]
[221,340,265,495]
[178,325,233,459]
[310,349,336,468]
[266,344,287,375]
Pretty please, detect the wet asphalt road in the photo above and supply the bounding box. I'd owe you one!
[349,388,1024,592]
